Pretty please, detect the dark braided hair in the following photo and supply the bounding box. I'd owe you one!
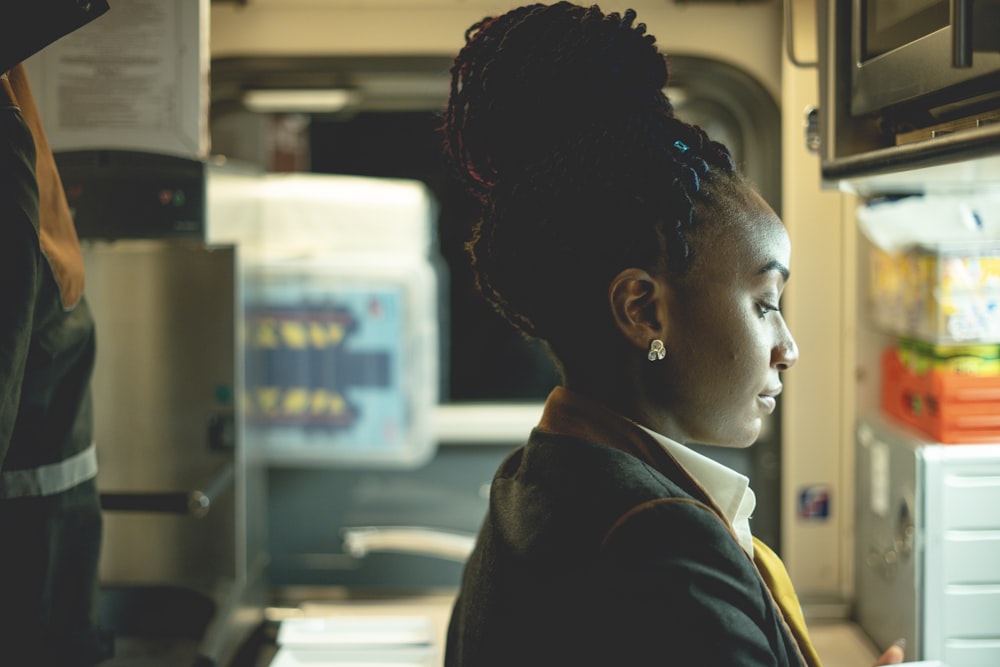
[442,2,738,367]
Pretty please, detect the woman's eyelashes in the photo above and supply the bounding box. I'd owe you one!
[756,300,782,319]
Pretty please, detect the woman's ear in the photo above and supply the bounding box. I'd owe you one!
[608,267,668,352]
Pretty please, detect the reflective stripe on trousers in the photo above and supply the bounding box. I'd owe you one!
[0,442,98,499]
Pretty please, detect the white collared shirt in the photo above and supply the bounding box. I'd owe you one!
[638,425,757,558]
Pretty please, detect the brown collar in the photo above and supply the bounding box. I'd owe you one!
[536,386,731,525]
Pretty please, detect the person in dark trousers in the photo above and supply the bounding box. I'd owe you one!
[1,2,113,664]
[441,4,904,666]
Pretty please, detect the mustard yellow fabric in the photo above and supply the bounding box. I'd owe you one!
[754,537,823,667]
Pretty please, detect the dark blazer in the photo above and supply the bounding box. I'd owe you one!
[445,387,812,666]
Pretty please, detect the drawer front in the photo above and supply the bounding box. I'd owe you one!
[943,587,1000,637]
[942,474,1000,531]
[942,639,1000,667]
[943,533,1000,584]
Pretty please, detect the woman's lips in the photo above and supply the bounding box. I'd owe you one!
[757,386,781,413]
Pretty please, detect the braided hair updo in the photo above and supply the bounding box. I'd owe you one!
[442,2,737,367]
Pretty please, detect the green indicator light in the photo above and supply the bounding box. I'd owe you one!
[215,385,233,404]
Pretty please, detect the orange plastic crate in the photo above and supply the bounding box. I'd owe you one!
[881,348,1000,444]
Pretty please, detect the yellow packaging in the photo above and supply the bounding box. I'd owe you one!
[869,242,1000,343]
[897,338,1000,376]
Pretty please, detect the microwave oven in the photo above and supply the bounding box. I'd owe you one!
[817,0,1000,182]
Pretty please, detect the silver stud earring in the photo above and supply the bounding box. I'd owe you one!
[647,339,666,362]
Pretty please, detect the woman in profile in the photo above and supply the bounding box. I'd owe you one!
[441,4,903,666]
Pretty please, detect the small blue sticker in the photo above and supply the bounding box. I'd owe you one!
[797,485,832,520]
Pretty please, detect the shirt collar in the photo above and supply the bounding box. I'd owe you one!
[637,425,757,557]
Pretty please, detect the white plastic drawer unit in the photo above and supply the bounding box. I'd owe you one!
[924,446,1000,665]
[855,416,1000,667]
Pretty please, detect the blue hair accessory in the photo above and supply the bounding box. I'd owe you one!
[670,139,709,192]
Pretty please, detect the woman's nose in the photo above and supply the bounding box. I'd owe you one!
[774,325,798,371]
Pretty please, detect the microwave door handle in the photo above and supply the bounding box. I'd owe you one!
[952,0,973,68]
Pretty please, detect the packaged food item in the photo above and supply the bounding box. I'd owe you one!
[212,172,440,468]
[896,337,1000,376]
[870,242,1000,343]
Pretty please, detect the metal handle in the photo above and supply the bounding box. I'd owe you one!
[99,463,234,518]
[953,0,974,67]
[783,0,818,68]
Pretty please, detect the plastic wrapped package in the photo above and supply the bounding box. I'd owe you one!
[858,193,1000,343]
[210,172,439,467]
[869,242,1000,342]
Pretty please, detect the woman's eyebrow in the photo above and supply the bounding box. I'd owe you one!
[758,259,790,282]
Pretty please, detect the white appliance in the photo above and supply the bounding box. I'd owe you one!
[854,413,1000,666]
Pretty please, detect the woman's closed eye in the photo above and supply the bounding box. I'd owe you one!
[757,301,781,319]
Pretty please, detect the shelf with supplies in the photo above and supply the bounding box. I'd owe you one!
[859,192,1000,445]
